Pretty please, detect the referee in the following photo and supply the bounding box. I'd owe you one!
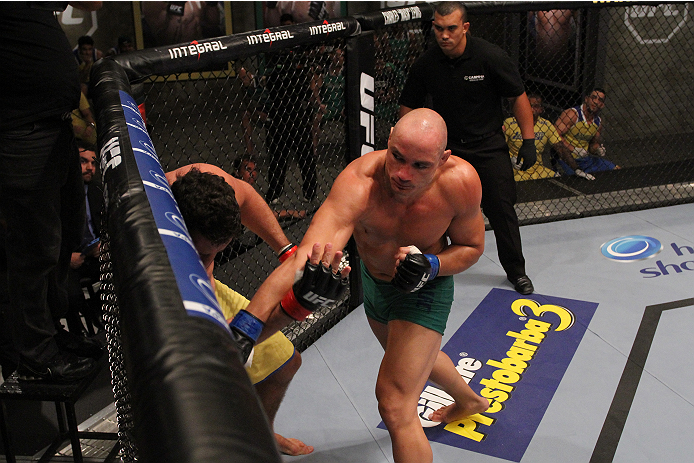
[399,1,536,295]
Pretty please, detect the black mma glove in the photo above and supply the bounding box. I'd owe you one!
[228,309,264,364]
[517,139,537,171]
[392,246,432,293]
[281,258,348,321]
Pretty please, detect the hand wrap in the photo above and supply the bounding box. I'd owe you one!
[575,169,595,181]
[229,309,264,364]
[278,243,297,263]
[573,147,589,158]
[510,156,521,171]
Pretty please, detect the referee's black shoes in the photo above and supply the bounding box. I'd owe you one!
[17,351,95,382]
[509,275,534,295]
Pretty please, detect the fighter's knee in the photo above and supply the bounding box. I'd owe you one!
[375,387,409,426]
[377,398,410,427]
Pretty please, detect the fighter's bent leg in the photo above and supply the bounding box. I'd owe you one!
[375,320,441,463]
[254,351,314,455]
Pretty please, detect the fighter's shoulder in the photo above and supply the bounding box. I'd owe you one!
[343,150,383,178]
[440,156,482,199]
[330,152,381,202]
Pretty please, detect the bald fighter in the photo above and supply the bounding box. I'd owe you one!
[230,108,489,463]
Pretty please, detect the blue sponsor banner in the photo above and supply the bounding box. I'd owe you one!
[119,90,230,333]
[379,288,598,462]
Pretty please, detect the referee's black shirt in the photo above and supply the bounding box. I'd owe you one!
[399,35,525,143]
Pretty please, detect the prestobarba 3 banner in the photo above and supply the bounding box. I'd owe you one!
[380,288,599,462]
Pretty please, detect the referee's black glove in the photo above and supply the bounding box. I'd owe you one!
[518,139,537,171]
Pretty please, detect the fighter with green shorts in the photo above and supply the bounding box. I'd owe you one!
[362,261,454,335]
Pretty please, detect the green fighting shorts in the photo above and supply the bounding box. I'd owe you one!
[361,261,454,335]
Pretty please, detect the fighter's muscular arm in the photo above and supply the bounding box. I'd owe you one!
[248,164,365,342]
[395,159,485,277]
[166,163,290,253]
[435,162,485,276]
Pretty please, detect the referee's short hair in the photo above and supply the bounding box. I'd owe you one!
[435,2,467,22]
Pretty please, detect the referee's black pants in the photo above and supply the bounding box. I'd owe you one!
[0,116,85,367]
[449,133,527,281]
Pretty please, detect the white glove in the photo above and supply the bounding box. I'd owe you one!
[595,145,607,157]
[575,169,595,181]
[510,156,521,170]
[572,147,589,158]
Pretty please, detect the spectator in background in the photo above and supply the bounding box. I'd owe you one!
[528,10,577,86]
[555,87,619,176]
[75,35,104,96]
[232,156,307,221]
[313,46,345,156]
[399,1,537,295]
[237,66,271,157]
[74,34,103,66]
[504,93,596,181]
[264,1,339,26]
[71,91,97,146]
[141,1,223,48]
[106,35,135,57]
[264,14,321,205]
[0,1,103,382]
[65,141,104,335]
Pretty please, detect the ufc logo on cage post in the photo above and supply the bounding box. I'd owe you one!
[360,72,375,155]
[100,137,122,173]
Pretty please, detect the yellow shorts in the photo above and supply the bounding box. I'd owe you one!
[514,162,558,181]
[214,280,295,384]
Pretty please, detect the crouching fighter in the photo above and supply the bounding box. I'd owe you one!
[229,108,490,463]
[166,164,347,455]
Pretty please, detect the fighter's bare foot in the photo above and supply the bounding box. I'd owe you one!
[275,433,314,456]
[428,396,490,423]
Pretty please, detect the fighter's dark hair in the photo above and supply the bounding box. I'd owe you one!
[435,2,467,22]
[170,168,242,245]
